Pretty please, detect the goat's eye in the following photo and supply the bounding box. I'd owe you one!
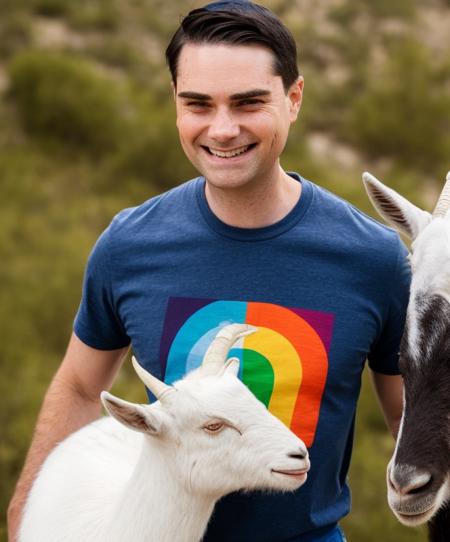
[203,422,225,434]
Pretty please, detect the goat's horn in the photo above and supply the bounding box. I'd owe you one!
[202,323,257,374]
[132,356,173,401]
[433,172,450,218]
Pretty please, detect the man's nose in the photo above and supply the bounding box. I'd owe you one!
[208,108,240,142]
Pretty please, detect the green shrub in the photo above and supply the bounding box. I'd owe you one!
[328,2,360,28]
[0,0,30,12]
[31,0,72,17]
[349,39,450,175]
[67,0,120,32]
[31,0,120,30]
[0,13,33,59]
[356,0,417,19]
[85,40,160,87]
[106,95,196,190]
[9,51,129,154]
[87,40,142,70]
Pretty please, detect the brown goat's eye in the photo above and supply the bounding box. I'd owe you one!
[203,421,225,433]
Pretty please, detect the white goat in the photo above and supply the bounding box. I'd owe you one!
[19,324,310,542]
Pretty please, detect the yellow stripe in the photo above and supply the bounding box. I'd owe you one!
[245,328,302,426]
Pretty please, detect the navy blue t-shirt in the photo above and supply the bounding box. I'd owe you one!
[74,174,410,541]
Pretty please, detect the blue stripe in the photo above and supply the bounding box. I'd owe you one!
[165,300,247,383]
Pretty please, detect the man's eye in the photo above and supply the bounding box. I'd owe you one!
[187,102,210,109]
[238,99,263,107]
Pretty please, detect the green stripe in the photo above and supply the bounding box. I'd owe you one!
[242,349,274,407]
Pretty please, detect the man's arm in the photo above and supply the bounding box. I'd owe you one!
[7,332,129,542]
[370,370,404,438]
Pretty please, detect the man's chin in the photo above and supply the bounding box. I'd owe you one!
[203,171,256,191]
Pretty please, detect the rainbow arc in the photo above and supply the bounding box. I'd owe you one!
[163,299,332,447]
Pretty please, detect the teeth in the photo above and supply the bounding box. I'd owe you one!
[209,145,251,158]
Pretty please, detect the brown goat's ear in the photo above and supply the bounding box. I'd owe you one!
[101,392,165,436]
[363,172,431,240]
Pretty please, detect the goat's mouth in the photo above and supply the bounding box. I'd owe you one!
[271,468,309,482]
[394,504,437,526]
[390,493,439,526]
[388,476,450,526]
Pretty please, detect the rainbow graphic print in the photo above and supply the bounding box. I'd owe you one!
[159,298,334,447]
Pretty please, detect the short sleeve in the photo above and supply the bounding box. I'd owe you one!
[74,226,130,350]
[368,237,411,374]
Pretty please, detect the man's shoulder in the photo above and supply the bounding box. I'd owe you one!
[87,177,200,263]
[310,179,401,247]
[108,177,200,237]
[303,177,408,282]
[302,179,411,305]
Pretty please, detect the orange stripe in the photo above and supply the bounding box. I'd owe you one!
[247,302,329,447]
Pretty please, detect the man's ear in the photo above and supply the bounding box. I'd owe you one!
[101,391,166,436]
[363,172,431,240]
[288,76,304,122]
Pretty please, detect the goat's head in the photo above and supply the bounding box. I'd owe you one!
[101,324,310,498]
[364,172,450,526]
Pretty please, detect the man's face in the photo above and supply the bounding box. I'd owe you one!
[174,43,303,192]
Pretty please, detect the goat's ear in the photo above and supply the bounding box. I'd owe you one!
[363,172,431,240]
[101,391,165,436]
[221,357,240,377]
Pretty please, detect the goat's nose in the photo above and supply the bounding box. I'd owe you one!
[389,464,432,496]
[289,446,308,461]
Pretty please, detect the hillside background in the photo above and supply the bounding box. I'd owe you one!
[1,0,450,540]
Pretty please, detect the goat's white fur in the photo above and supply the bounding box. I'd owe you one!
[363,172,450,363]
[19,324,309,542]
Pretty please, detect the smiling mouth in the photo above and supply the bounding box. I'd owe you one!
[202,143,257,158]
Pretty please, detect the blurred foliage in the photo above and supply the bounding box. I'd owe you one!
[32,0,121,31]
[349,39,450,176]
[67,0,121,33]
[1,0,449,540]
[357,0,417,19]
[31,0,71,18]
[9,51,128,153]
[0,13,33,60]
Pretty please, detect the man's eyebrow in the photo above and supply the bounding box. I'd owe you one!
[177,91,212,100]
[229,89,271,100]
[177,89,271,101]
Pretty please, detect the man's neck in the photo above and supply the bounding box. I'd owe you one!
[204,167,302,229]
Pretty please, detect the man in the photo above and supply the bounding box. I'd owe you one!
[8,1,408,541]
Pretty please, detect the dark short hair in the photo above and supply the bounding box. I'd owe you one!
[165,0,299,92]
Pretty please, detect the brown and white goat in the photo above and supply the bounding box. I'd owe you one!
[364,172,450,542]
